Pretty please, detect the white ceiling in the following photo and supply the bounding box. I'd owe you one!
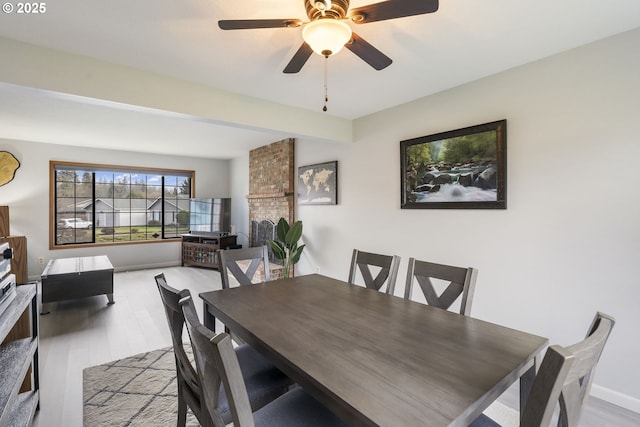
[1,0,639,158]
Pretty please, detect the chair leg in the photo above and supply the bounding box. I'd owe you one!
[176,382,187,427]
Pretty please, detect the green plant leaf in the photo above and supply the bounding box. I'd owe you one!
[289,244,305,264]
[285,220,303,247]
[268,240,286,260]
[276,217,289,242]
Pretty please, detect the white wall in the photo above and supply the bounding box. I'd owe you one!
[288,28,640,409]
[229,154,250,248]
[0,139,230,276]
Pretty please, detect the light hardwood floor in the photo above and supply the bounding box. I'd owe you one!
[32,266,220,427]
[31,266,640,427]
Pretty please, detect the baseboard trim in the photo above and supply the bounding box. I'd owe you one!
[591,384,640,414]
[112,261,182,272]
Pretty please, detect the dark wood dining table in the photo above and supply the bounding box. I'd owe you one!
[200,274,548,427]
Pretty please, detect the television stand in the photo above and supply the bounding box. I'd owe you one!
[181,233,238,270]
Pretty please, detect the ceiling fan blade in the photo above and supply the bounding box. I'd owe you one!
[283,42,314,74]
[345,32,392,70]
[218,19,303,30]
[348,0,438,24]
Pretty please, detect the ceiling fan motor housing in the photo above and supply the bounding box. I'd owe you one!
[306,0,350,20]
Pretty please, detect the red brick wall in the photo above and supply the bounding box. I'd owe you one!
[248,139,295,247]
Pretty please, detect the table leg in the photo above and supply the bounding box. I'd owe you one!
[520,357,537,421]
[202,300,216,332]
[40,302,51,315]
[106,293,115,305]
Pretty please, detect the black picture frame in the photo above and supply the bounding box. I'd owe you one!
[400,120,506,209]
[298,161,338,205]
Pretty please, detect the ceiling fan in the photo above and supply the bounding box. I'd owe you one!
[218,0,439,73]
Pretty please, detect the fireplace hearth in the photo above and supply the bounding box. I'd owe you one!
[251,219,277,263]
[251,219,275,247]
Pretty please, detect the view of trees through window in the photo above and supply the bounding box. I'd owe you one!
[53,162,193,246]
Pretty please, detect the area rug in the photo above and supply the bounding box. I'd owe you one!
[83,346,199,426]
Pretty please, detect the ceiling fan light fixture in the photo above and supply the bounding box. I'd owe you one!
[302,18,352,56]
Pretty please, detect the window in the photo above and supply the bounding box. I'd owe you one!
[51,161,193,248]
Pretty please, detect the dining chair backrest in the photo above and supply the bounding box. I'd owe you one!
[218,245,271,343]
[181,294,252,427]
[348,249,401,295]
[404,258,478,316]
[154,273,206,426]
[523,312,615,427]
[470,312,615,427]
[219,245,271,289]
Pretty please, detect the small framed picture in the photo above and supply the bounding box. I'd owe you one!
[298,161,338,205]
[401,120,507,209]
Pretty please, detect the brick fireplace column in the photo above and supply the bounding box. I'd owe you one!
[247,139,295,247]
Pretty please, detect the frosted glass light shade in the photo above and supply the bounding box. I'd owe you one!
[302,19,352,56]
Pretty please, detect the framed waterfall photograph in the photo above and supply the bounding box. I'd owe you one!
[400,120,506,209]
[298,161,338,205]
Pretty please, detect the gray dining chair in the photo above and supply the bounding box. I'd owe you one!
[470,311,615,427]
[154,273,292,426]
[218,245,271,342]
[219,245,271,289]
[403,258,478,316]
[179,294,348,427]
[348,249,401,295]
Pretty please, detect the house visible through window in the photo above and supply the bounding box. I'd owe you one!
[51,161,193,247]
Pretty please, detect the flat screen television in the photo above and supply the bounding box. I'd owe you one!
[189,198,231,234]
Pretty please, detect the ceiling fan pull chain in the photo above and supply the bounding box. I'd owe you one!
[323,54,329,112]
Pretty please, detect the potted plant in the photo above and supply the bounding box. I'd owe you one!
[268,218,305,278]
